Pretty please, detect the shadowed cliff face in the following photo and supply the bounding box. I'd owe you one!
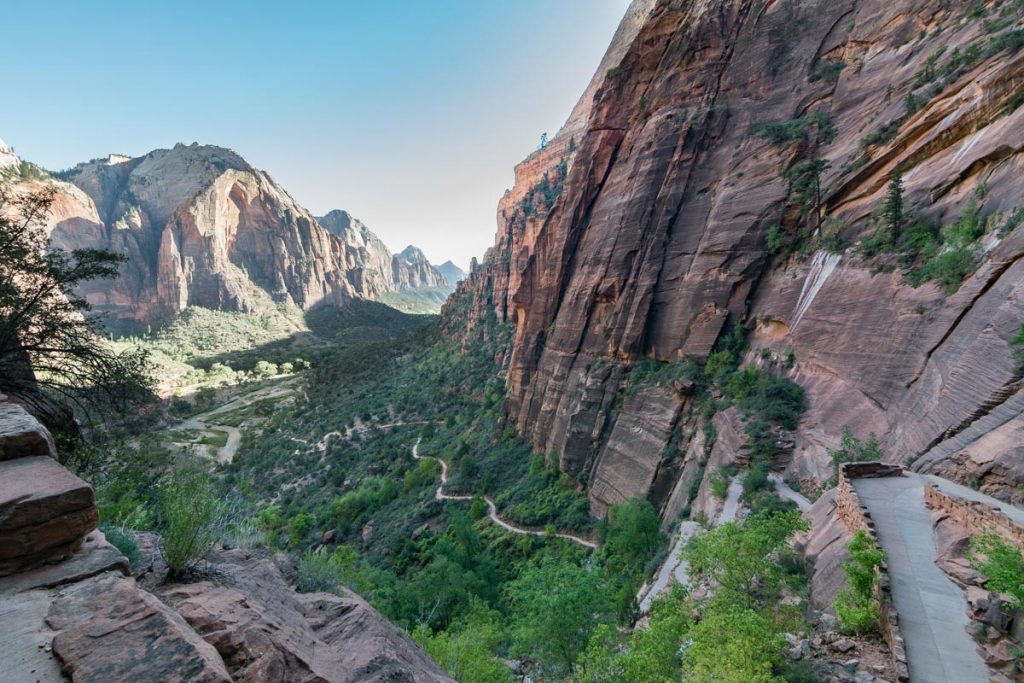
[452,0,1024,515]
[25,143,446,326]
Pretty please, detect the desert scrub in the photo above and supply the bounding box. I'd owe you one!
[833,530,885,633]
[969,533,1024,606]
[158,465,226,578]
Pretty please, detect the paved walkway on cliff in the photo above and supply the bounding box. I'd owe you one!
[853,474,988,683]
[411,439,598,549]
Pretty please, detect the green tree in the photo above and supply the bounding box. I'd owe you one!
[598,497,665,583]
[884,168,905,242]
[786,158,829,232]
[414,599,514,683]
[681,606,787,683]
[685,509,808,609]
[505,558,614,676]
[0,184,151,422]
[575,586,692,683]
[833,530,885,632]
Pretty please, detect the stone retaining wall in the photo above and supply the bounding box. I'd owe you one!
[924,484,1024,551]
[835,463,910,683]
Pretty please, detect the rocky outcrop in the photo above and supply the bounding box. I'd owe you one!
[319,211,451,295]
[158,549,453,683]
[393,245,448,290]
[453,0,1024,514]
[0,137,18,172]
[0,400,450,682]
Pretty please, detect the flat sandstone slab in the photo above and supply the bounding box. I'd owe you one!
[0,402,56,461]
[0,456,97,573]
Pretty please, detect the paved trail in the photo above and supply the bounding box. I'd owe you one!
[768,473,812,511]
[854,475,988,683]
[411,439,597,549]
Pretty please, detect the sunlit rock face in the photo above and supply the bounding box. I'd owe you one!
[18,144,444,327]
[451,0,1024,513]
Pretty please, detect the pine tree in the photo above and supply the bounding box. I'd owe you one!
[884,168,904,243]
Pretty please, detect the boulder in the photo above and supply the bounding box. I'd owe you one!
[0,456,98,575]
[47,571,232,682]
[0,402,56,461]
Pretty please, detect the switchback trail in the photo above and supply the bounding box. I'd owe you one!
[411,439,598,549]
[316,420,437,453]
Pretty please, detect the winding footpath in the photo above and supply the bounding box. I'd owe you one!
[316,420,436,454]
[854,474,989,683]
[411,439,597,549]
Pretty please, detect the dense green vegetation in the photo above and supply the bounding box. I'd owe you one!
[860,180,1022,293]
[833,530,885,633]
[374,285,454,314]
[970,533,1024,607]
[577,510,810,683]
[748,110,837,146]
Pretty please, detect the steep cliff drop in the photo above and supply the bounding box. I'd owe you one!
[451,0,1024,518]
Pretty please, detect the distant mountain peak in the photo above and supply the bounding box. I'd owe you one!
[437,260,467,285]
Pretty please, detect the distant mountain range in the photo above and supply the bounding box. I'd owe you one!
[1,140,455,327]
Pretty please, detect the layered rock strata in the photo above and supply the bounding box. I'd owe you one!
[452,0,1024,514]
[4,143,449,327]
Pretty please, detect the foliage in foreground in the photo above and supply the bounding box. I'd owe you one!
[0,184,152,422]
[833,529,885,633]
[158,465,227,578]
[970,532,1024,607]
[577,510,809,683]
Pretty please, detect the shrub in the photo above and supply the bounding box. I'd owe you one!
[1010,324,1024,371]
[810,59,844,83]
[297,545,369,594]
[742,462,771,498]
[749,110,836,145]
[829,427,882,467]
[833,530,885,633]
[103,527,141,569]
[766,225,788,254]
[710,469,731,499]
[159,466,226,578]
[969,533,1024,606]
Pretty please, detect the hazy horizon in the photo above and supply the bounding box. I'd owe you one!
[3,1,629,269]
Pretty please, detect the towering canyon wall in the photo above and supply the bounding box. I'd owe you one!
[452,0,1024,516]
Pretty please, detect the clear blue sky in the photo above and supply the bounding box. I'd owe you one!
[2,1,628,268]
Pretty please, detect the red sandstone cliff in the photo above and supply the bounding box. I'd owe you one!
[450,0,1024,516]
[9,143,447,327]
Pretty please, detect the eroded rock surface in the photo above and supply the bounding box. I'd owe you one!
[0,456,98,574]
[158,549,454,683]
[451,0,1024,514]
